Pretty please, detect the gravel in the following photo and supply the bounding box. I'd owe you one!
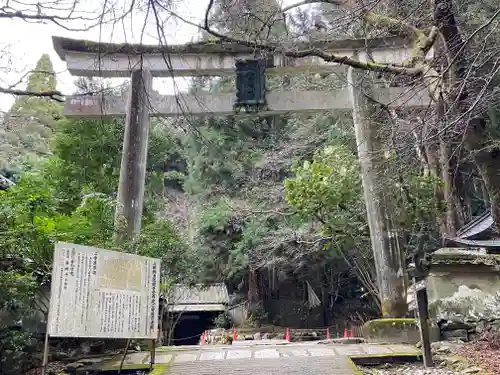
[359,339,495,375]
[359,363,464,375]
[24,361,66,375]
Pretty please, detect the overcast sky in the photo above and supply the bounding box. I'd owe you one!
[0,0,307,112]
[0,0,206,111]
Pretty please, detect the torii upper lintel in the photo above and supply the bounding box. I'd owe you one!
[51,35,418,78]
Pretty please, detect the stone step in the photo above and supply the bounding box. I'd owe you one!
[167,356,357,375]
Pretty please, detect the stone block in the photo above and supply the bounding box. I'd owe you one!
[441,320,475,331]
[66,362,84,371]
[307,348,336,357]
[226,350,252,359]
[254,349,280,359]
[442,329,468,341]
[362,318,440,345]
[155,354,172,364]
[199,351,225,361]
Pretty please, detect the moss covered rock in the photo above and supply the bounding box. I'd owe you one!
[362,318,440,344]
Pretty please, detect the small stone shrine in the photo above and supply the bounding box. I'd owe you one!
[426,211,500,340]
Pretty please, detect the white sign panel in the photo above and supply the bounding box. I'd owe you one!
[408,300,417,311]
[406,280,427,303]
[48,242,161,339]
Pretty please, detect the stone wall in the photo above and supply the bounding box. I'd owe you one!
[439,318,500,342]
[430,284,500,322]
[423,249,500,341]
[431,283,500,341]
[425,249,500,322]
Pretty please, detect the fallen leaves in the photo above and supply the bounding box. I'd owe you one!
[456,332,500,375]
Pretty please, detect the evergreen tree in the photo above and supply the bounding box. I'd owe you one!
[26,54,57,93]
[208,0,287,41]
[10,54,61,120]
[0,54,62,170]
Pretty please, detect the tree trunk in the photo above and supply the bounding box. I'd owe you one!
[434,50,467,234]
[347,67,407,317]
[422,109,448,234]
[434,0,500,231]
[467,120,500,227]
[321,265,329,326]
[439,133,462,235]
[248,268,260,307]
[430,39,464,237]
[479,176,490,209]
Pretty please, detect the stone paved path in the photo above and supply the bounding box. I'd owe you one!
[167,356,356,375]
[109,342,420,374]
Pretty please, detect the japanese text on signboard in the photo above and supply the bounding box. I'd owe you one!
[48,242,161,339]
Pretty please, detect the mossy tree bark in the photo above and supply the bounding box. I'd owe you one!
[433,0,500,231]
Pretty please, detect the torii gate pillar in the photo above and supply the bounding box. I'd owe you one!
[114,67,152,242]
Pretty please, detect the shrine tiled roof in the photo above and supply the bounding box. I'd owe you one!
[164,283,229,312]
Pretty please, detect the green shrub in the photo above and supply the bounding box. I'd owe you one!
[213,312,232,328]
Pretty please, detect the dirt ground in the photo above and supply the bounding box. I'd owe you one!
[455,332,500,375]
[361,334,500,375]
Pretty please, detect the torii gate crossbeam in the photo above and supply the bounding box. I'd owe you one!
[52,35,425,77]
[52,35,432,244]
[65,88,430,118]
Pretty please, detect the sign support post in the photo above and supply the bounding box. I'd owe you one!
[408,251,433,367]
[150,339,156,370]
[416,282,432,367]
[41,329,50,375]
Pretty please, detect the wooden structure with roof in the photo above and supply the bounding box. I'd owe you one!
[0,173,15,190]
[444,211,500,251]
[164,283,230,313]
[161,283,230,345]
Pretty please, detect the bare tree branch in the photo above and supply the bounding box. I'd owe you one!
[0,6,104,31]
[0,87,64,102]
[168,0,422,75]
[281,0,343,13]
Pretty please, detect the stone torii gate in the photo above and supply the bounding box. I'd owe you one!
[52,35,435,363]
[52,34,430,244]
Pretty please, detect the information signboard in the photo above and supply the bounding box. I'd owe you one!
[47,242,161,339]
